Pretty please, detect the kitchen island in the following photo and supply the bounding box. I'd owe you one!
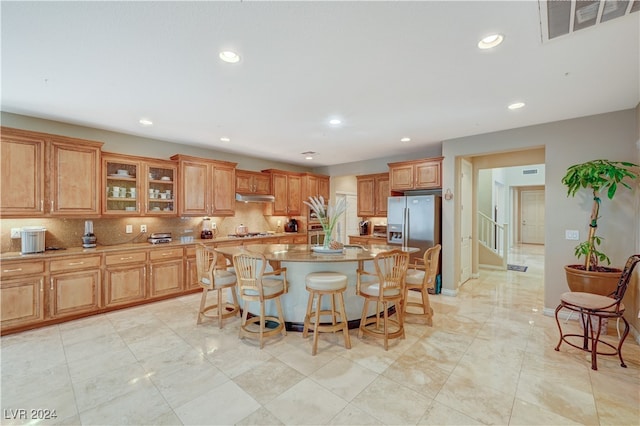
[215,243,418,331]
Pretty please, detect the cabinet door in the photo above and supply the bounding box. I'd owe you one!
[212,165,235,216]
[49,270,101,318]
[389,164,414,192]
[104,265,146,307]
[375,175,389,216]
[253,173,271,195]
[103,156,141,215]
[271,172,289,215]
[50,140,101,216]
[318,177,330,201]
[0,132,45,216]
[146,162,177,215]
[415,161,441,189]
[179,161,210,216]
[0,276,45,331]
[149,260,183,297]
[357,176,375,217]
[235,171,254,194]
[287,174,302,215]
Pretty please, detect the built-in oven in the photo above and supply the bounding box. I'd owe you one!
[307,223,326,246]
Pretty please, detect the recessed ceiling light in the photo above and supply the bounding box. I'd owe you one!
[400,137,411,142]
[328,118,342,125]
[219,50,240,63]
[305,156,313,160]
[508,102,526,110]
[139,118,153,126]
[220,137,230,142]
[477,33,504,49]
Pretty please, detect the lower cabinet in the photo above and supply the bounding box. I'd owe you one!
[149,247,184,297]
[0,260,46,331]
[49,255,101,319]
[104,250,147,308]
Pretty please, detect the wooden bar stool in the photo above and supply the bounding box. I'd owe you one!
[303,272,351,355]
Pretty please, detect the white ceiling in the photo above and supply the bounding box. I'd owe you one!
[2,1,638,167]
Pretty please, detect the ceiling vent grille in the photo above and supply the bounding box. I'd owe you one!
[522,168,539,175]
[539,0,639,42]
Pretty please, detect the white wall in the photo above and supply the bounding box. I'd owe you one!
[442,109,638,313]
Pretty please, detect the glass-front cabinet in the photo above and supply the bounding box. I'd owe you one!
[103,154,140,215]
[102,153,176,216]
[145,161,176,215]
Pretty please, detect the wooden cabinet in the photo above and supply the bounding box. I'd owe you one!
[302,173,330,201]
[0,127,103,217]
[104,250,147,308]
[0,260,46,331]
[388,157,443,192]
[356,173,389,217]
[0,130,45,216]
[171,155,237,216]
[279,234,307,244]
[236,170,271,195]
[48,255,101,319]
[263,169,302,216]
[102,153,177,216]
[348,235,388,245]
[149,247,184,297]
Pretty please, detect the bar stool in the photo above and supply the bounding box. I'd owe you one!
[303,272,351,355]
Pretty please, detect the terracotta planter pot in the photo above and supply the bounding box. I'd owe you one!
[564,265,622,296]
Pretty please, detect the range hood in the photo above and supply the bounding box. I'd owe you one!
[235,193,275,203]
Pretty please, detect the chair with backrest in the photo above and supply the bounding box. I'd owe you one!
[554,254,640,370]
[403,244,441,325]
[356,248,410,350]
[195,243,240,327]
[233,251,288,349]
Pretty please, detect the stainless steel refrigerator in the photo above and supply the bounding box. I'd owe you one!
[387,194,441,259]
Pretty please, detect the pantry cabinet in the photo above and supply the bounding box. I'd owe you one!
[0,260,46,331]
[48,255,101,319]
[236,170,271,195]
[171,154,237,216]
[263,169,302,216]
[388,157,443,192]
[356,173,389,217]
[0,127,103,217]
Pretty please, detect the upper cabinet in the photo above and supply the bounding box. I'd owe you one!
[1,127,103,217]
[388,157,443,193]
[302,173,330,202]
[171,155,237,216]
[102,152,177,216]
[262,169,302,216]
[236,170,271,195]
[356,173,389,217]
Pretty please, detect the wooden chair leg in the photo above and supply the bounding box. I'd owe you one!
[303,291,314,339]
[312,294,322,355]
[197,288,208,324]
[359,299,369,338]
[275,296,287,337]
[217,288,223,329]
[259,302,266,349]
[338,292,351,349]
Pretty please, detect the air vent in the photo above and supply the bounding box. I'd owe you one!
[523,168,539,175]
[539,0,639,42]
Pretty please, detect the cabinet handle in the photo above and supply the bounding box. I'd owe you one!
[120,256,133,260]
[40,200,44,212]
[68,261,84,266]
[161,252,172,256]
[50,277,54,291]
[51,200,54,212]
[40,279,43,292]
[2,268,23,273]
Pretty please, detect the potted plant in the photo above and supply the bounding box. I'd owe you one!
[561,159,638,294]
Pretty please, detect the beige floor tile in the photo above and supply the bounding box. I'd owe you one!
[309,356,378,402]
[233,357,305,405]
[417,400,483,425]
[237,407,285,425]
[382,351,451,399]
[508,398,582,425]
[264,378,348,425]
[328,404,384,425]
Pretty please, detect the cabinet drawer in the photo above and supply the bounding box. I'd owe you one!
[50,255,101,273]
[149,248,183,261]
[1,261,45,278]
[105,251,147,266]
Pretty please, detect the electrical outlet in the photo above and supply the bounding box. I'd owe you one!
[140,224,147,233]
[565,230,580,240]
[10,228,21,238]
[211,222,217,229]
[125,225,133,234]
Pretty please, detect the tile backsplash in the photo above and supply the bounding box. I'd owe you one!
[0,203,302,253]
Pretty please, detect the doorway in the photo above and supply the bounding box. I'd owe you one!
[519,187,545,244]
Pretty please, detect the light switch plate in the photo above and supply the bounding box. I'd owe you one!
[10,228,21,238]
[125,225,133,234]
[565,230,580,240]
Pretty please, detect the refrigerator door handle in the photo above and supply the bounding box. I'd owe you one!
[403,207,409,250]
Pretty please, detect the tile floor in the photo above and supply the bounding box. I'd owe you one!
[1,245,639,425]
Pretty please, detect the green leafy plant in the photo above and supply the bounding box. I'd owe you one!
[304,195,346,248]
[562,159,638,271]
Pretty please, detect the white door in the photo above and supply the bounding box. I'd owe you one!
[460,159,473,284]
[336,193,358,243]
[521,189,545,244]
